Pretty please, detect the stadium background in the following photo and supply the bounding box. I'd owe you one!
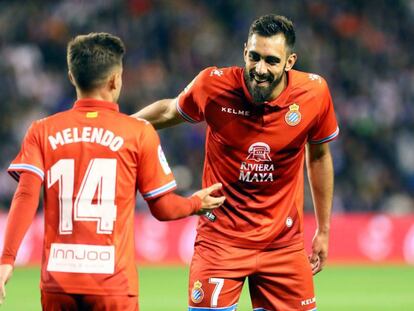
[0,0,413,310]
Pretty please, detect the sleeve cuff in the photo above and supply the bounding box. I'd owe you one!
[309,127,339,144]
[175,97,199,123]
[8,163,44,182]
[142,180,177,200]
[0,256,15,266]
[189,195,202,214]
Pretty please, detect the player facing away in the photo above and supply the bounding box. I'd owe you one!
[133,14,339,311]
[0,33,225,311]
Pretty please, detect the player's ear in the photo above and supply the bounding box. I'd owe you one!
[68,71,76,87]
[285,53,297,72]
[243,42,248,60]
[108,66,122,91]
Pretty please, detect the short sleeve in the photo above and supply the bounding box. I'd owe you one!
[176,67,215,123]
[136,123,177,200]
[8,121,44,182]
[308,80,339,144]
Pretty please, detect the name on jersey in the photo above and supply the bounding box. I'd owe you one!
[48,127,124,152]
[221,107,250,116]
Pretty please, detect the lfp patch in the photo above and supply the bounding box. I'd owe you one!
[191,280,204,304]
[285,103,301,126]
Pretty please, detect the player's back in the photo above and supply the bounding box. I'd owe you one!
[33,99,151,295]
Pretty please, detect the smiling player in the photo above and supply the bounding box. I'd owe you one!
[133,14,338,311]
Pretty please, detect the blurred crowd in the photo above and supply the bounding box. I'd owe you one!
[0,0,413,213]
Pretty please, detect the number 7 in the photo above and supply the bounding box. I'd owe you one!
[209,278,224,307]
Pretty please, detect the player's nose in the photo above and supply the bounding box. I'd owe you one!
[255,60,268,76]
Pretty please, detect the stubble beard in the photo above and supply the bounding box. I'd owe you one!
[243,67,285,104]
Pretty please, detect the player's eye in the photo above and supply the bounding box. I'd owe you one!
[249,52,260,62]
[266,57,280,65]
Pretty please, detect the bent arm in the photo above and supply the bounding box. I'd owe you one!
[147,183,225,221]
[306,142,334,274]
[131,98,184,129]
[147,192,201,221]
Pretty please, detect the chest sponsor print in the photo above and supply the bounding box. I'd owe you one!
[239,142,275,183]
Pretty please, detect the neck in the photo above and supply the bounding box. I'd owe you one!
[76,88,115,103]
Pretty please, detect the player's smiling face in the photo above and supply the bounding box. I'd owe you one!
[243,33,296,104]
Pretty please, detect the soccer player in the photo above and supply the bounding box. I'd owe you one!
[132,14,339,310]
[0,33,225,310]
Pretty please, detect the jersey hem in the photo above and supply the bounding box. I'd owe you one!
[40,285,137,296]
[197,232,304,250]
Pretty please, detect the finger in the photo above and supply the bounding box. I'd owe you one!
[205,183,223,194]
[207,196,226,208]
[0,284,5,305]
[311,256,322,275]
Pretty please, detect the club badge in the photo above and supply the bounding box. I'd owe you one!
[191,280,204,304]
[285,103,301,126]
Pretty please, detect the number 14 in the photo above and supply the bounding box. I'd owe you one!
[47,159,117,235]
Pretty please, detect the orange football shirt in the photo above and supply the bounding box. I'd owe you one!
[177,67,339,249]
[8,99,177,295]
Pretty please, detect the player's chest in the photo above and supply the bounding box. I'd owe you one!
[204,96,319,153]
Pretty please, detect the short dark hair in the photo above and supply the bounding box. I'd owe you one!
[67,32,125,91]
[248,14,296,51]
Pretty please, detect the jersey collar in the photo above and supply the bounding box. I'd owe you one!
[73,98,119,112]
[241,69,293,108]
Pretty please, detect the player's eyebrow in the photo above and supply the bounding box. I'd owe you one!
[265,56,281,64]
[248,51,281,64]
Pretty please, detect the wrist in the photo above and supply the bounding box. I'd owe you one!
[189,195,202,214]
[316,226,330,235]
[0,256,15,266]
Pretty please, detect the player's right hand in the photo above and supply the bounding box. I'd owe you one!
[0,264,13,306]
[192,183,226,215]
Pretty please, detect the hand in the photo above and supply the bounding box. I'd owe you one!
[0,264,13,306]
[192,183,226,215]
[308,229,329,275]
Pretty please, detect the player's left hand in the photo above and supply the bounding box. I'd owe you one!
[309,229,329,275]
[0,264,13,306]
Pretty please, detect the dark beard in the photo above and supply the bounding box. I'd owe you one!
[243,67,285,104]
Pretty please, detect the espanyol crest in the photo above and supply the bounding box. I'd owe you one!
[191,280,204,304]
[285,103,301,126]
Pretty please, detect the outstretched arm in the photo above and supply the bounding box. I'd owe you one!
[148,183,225,221]
[306,142,334,275]
[131,98,184,129]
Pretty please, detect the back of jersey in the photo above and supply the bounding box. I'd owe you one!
[8,99,176,295]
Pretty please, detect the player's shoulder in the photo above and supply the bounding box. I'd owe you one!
[196,66,241,91]
[290,69,330,94]
[110,111,155,133]
[31,110,69,129]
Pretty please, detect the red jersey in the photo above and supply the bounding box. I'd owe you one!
[8,99,176,295]
[177,67,339,249]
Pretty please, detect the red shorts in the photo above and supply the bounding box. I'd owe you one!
[188,237,316,311]
[41,291,138,311]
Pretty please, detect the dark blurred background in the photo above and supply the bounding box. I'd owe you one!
[0,0,413,214]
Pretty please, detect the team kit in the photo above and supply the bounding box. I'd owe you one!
[1,15,338,311]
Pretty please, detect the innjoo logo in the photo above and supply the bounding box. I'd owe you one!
[47,243,115,274]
